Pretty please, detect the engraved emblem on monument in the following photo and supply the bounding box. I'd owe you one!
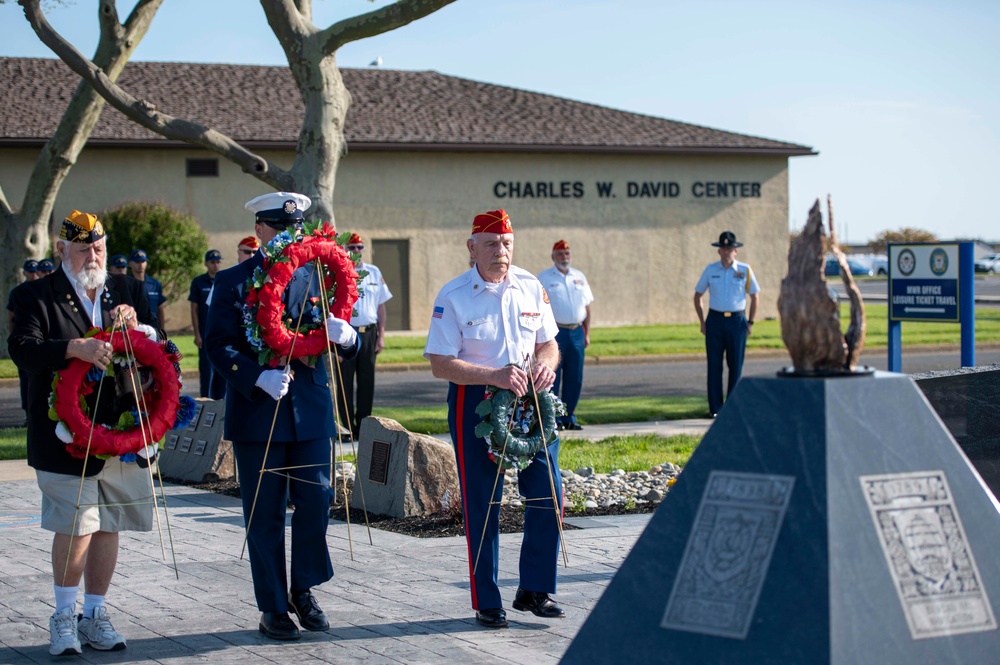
[860,470,997,639]
[661,471,795,639]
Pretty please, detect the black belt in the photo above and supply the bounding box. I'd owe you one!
[557,323,582,330]
[709,310,745,318]
[353,325,375,333]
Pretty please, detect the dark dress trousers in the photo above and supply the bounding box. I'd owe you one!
[204,252,360,613]
[8,269,159,477]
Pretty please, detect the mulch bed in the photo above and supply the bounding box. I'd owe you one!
[173,477,657,539]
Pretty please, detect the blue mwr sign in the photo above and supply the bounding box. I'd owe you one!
[889,244,960,322]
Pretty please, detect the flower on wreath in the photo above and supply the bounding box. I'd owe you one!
[240,221,362,367]
[473,370,561,471]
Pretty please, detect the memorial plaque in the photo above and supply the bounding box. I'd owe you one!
[861,470,997,639]
[203,411,216,427]
[662,471,795,639]
[192,440,207,456]
[368,440,390,485]
[165,434,178,450]
[186,404,202,431]
[178,437,192,453]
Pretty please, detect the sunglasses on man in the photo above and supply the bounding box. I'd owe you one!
[346,244,364,252]
[239,248,255,256]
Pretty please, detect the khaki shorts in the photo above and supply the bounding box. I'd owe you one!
[36,457,154,535]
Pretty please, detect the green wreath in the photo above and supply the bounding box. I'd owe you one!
[473,383,562,470]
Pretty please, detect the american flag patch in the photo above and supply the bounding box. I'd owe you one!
[432,306,444,319]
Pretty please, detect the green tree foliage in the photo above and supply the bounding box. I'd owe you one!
[99,201,207,304]
[870,227,939,254]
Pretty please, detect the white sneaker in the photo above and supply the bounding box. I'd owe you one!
[48,606,82,656]
[77,606,127,651]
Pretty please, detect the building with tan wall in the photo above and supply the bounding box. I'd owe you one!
[1,58,814,332]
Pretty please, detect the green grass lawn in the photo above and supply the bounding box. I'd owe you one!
[560,433,700,473]
[0,428,26,461]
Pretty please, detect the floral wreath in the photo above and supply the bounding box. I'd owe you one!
[474,379,564,471]
[49,328,197,460]
[242,221,363,367]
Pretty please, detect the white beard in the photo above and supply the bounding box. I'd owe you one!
[558,261,571,271]
[75,261,107,291]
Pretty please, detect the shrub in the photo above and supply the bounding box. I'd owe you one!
[99,201,208,304]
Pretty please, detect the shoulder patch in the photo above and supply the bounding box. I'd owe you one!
[542,288,550,304]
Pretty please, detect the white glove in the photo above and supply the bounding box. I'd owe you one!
[326,315,358,348]
[137,443,159,469]
[256,369,292,401]
[135,323,158,341]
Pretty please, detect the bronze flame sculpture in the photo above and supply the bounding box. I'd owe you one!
[778,196,866,373]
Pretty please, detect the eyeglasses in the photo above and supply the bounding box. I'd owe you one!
[346,244,364,252]
[239,249,255,256]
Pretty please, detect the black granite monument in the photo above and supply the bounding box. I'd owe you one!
[562,373,1000,664]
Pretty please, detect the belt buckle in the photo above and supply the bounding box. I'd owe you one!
[356,325,367,333]
[723,312,732,318]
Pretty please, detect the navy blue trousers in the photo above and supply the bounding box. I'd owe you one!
[448,383,563,611]
[705,310,748,414]
[552,326,586,424]
[198,346,225,399]
[233,437,334,613]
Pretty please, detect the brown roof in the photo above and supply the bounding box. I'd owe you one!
[0,57,814,156]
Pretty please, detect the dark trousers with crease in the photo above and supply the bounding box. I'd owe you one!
[705,309,748,414]
[552,325,586,423]
[233,437,334,613]
[448,382,563,611]
[198,346,226,400]
[336,326,377,435]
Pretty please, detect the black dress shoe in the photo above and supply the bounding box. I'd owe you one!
[475,607,508,628]
[567,422,583,430]
[289,589,330,631]
[259,612,301,641]
[512,588,566,618]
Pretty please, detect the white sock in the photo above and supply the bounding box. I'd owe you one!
[82,593,106,618]
[54,585,78,613]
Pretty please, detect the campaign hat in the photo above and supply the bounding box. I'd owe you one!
[712,231,743,248]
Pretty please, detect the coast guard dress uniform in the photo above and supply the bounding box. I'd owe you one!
[424,210,564,627]
[537,239,594,430]
[204,191,360,641]
[693,231,760,416]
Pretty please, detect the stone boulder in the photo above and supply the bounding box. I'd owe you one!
[351,416,459,518]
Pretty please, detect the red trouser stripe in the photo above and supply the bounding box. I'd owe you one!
[454,385,479,609]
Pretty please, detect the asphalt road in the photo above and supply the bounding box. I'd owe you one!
[830,274,1000,304]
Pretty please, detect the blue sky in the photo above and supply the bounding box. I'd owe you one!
[2,0,998,244]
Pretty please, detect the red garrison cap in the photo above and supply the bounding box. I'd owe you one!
[348,233,363,245]
[472,209,513,235]
[552,239,570,251]
[238,236,259,249]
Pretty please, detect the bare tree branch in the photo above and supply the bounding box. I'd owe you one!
[319,0,458,55]
[19,0,289,187]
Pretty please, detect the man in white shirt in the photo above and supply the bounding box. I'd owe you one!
[424,209,566,629]
[337,233,393,440]
[537,239,594,430]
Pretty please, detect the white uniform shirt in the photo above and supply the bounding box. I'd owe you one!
[537,265,594,325]
[424,265,558,369]
[351,262,393,327]
[694,260,760,312]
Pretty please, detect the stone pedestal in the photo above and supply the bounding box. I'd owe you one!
[351,416,459,518]
[563,373,1000,664]
[157,399,234,482]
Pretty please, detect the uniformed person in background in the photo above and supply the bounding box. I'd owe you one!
[188,249,225,399]
[425,209,565,629]
[693,231,760,418]
[36,258,55,277]
[537,239,594,430]
[128,249,166,327]
[336,233,392,441]
[205,191,360,641]
[7,260,40,425]
[237,235,259,264]
[108,254,128,276]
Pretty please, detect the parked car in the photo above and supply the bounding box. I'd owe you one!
[869,255,889,275]
[825,257,874,277]
[975,253,1000,274]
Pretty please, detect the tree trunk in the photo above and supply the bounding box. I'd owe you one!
[0,0,162,358]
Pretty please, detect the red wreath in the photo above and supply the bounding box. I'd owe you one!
[252,232,359,365]
[53,328,181,459]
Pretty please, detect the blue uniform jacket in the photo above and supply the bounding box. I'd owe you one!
[204,252,360,443]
